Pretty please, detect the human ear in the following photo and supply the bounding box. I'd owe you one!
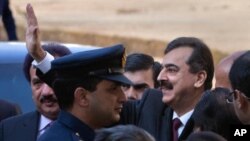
[194,70,207,88]
[234,90,248,111]
[74,87,90,107]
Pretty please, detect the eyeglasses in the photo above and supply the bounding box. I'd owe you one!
[226,91,236,103]
[226,90,250,103]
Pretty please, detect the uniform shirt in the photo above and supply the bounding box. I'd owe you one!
[38,110,95,141]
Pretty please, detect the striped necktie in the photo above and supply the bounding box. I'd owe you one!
[172,118,182,141]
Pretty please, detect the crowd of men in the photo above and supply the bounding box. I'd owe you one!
[0,3,250,141]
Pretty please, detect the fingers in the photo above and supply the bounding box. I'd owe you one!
[25,3,45,62]
[26,3,38,27]
[26,3,39,39]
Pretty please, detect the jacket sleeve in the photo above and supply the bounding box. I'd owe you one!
[119,99,139,125]
[119,89,161,125]
[34,52,55,87]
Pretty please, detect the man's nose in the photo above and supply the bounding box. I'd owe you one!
[157,68,167,81]
[118,87,127,102]
[41,84,54,95]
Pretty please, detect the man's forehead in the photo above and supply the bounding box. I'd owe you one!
[162,47,193,64]
[124,70,154,83]
[29,67,41,81]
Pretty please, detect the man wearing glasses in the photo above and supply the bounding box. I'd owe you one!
[228,51,250,125]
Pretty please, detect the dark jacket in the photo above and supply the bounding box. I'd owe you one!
[37,70,194,141]
[120,89,194,141]
[0,99,20,122]
[0,111,40,141]
[38,110,95,141]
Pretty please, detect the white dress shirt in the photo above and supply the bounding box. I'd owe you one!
[37,115,53,138]
[172,109,194,137]
[32,51,54,73]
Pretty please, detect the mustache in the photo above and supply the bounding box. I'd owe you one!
[40,95,57,103]
[159,80,174,90]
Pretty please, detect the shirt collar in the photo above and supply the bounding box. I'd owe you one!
[39,115,53,131]
[58,110,95,141]
[172,109,194,126]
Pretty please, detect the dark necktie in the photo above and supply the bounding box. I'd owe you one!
[172,118,182,141]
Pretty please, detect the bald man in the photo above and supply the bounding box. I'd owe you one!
[215,51,246,89]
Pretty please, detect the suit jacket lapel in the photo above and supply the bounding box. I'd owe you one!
[159,107,173,141]
[159,108,194,141]
[21,111,40,141]
[179,116,194,141]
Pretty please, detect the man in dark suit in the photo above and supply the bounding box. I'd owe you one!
[0,0,18,40]
[120,37,214,141]
[0,99,21,122]
[229,51,250,125]
[0,43,71,141]
[28,38,214,141]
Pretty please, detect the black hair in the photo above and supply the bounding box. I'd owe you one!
[152,61,162,88]
[229,51,250,97]
[192,87,242,140]
[164,37,214,90]
[95,125,155,141]
[125,53,154,72]
[125,53,162,88]
[52,76,103,110]
[187,131,226,141]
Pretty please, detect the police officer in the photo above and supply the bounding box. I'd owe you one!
[25,4,132,141]
[38,44,131,141]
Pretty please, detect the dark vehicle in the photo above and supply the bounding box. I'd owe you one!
[0,42,98,113]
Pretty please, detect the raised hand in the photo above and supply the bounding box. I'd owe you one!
[25,3,45,62]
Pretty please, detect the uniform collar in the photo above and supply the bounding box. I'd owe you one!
[58,110,95,141]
